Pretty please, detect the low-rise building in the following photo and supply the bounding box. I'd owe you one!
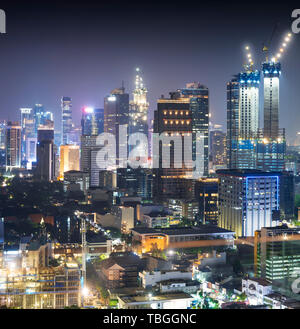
[131,226,235,254]
[118,292,194,309]
[139,270,192,289]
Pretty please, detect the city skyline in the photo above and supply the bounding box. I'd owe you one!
[0,1,299,143]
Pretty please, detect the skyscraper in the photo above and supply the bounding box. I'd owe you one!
[61,97,72,145]
[81,107,104,136]
[104,87,129,164]
[153,83,209,200]
[226,70,260,170]
[210,129,227,170]
[33,104,54,136]
[20,108,35,166]
[256,61,286,172]
[129,68,149,138]
[5,121,22,171]
[36,122,55,181]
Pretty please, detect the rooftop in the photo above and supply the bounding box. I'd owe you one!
[132,225,234,236]
[216,169,281,177]
[118,292,193,304]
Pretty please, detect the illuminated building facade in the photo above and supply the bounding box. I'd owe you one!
[61,97,72,145]
[59,145,80,180]
[195,178,219,225]
[33,104,53,136]
[36,122,55,181]
[153,83,209,200]
[104,87,129,164]
[210,130,226,170]
[226,71,260,170]
[0,121,6,167]
[254,225,300,282]
[129,68,149,137]
[81,107,104,136]
[257,61,286,172]
[0,266,81,309]
[5,121,21,170]
[217,169,280,237]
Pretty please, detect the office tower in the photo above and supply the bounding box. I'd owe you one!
[254,225,300,282]
[5,121,21,170]
[68,125,81,145]
[129,68,149,137]
[59,145,80,180]
[36,122,55,181]
[80,106,105,187]
[226,70,260,169]
[194,178,219,225]
[153,83,208,200]
[33,104,54,135]
[256,61,285,172]
[210,130,227,169]
[217,169,280,237]
[280,171,295,221]
[116,168,153,199]
[153,92,192,200]
[25,137,37,168]
[20,108,35,165]
[181,82,209,176]
[81,107,104,136]
[61,97,72,145]
[104,87,129,164]
[0,121,6,167]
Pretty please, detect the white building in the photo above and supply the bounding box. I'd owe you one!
[139,270,192,289]
[242,277,272,305]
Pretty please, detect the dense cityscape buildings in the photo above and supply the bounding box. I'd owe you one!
[0,2,300,313]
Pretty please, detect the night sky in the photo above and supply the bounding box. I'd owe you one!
[0,0,299,143]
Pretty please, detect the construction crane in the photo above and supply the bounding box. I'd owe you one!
[263,23,278,62]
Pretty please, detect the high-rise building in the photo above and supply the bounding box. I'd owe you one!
[5,121,21,170]
[254,225,300,282]
[80,106,105,187]
[256,61,286,172]
[116,168,153,199]
[194,178,219,225]
[20,108,35,166]
[33,104,53,136]
[61,97,72,145]
[226,70,260,170]
[104,87,129,164]
[36,122,55,181]
[129,68,149,138]
[210,130,226,170]
[59,145,80,180]
[153,83,209,200]
[217,169,280,237]
[81,107,104,136]
[0,121,6,167]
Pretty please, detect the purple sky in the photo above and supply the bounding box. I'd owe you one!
[0,0,299,143]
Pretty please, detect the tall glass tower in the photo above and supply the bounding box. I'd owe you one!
[226,70,260,169]
[61,97,72,145]
[129,68,149,136]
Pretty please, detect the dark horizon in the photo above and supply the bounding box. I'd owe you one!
[0,0,299,142]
